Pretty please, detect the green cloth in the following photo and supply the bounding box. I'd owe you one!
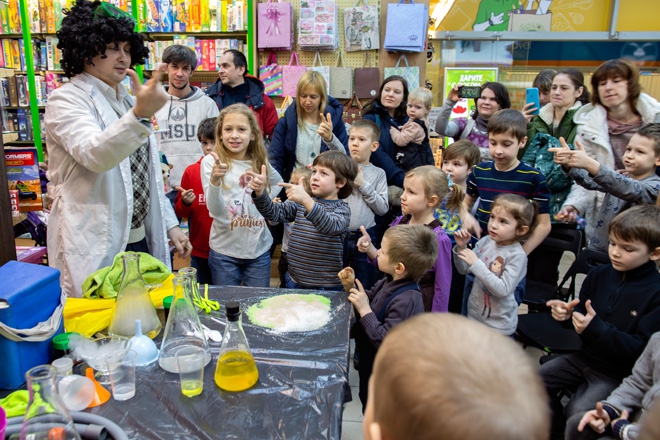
[0,390,29,418]
[81,252,171,299]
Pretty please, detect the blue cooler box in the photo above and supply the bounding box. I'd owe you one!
[0,261,64,389]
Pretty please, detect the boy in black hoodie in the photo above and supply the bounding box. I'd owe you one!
[338,224,438,412]
[540,205,660,440]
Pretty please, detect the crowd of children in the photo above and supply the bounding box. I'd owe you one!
[157,52,660,438]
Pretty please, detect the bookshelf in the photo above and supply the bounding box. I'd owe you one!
[0,0,255,161]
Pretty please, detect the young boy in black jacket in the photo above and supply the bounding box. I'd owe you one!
[338,224,438,412]
[540,205,660,440]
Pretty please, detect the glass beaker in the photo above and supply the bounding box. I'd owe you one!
[214,302,259,392]
[20,365,82,440]
[108,253,162,339]
[158,276,211,373]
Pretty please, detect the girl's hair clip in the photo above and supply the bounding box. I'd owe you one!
[306,164,312,169]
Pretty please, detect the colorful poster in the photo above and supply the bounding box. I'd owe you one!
[442,68,498,144]
[5,148,42,212]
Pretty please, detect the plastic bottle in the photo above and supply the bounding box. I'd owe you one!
[108,253,162,339]
[158,276,211,373]
[214,302,259,392]
[20,364,81,439]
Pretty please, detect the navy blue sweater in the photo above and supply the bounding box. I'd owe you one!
[575,260,660,380]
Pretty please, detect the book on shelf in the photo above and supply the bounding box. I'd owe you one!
[7,74,18,106]
[16,75,28,107]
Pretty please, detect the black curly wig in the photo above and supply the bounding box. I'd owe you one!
[57,0,149,78]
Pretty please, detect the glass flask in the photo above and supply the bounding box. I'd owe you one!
[214,302,259,392]
[108,253,162,339]
[158,276,211,373]
[20,365,81,440]
[178,267,202,310]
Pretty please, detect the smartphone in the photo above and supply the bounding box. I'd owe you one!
[526,87,540,115]
[458,86,481,99]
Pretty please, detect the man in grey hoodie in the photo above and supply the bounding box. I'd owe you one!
[155,44,219,205]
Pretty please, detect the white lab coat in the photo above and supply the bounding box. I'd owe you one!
[45,73,178,298]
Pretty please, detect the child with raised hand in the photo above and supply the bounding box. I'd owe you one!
[577,332,660,440]
[363,313,550,440]
[338,224,438,412]
[540,205,660,440]
[250,150,357,290]
[389,87,434,171]
[550,123,660,252]
[201,103,282,287]
[436,139,481,313]
[174,117,217,284]
[345,119,389,290]
[454,194,537,336]
[358,165,461,312]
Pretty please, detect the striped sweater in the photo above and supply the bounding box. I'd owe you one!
[252,191,350,288]
[467,161,551,234]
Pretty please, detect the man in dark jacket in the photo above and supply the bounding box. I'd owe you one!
[205,49,278,138]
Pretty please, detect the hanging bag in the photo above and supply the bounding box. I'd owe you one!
[308,51,330,94]
[384,54,420,90]
[259,52,283,97]
[354,53,380,99]
[329,52,353,99]
[298,0,338,51]
[282,51,307,97]
[343,0,380,52]
[257,0,294,51]
[383,0,428,52]
[342,93,363,127]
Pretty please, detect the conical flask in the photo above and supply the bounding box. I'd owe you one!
[20,365,82,440]
[108,253,162,339]
[214,302,259,392]
[158,275,211,373]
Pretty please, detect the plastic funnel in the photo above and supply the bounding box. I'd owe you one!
[85,367,110,408]
[130,320,159,366]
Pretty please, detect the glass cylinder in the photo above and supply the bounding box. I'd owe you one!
[108,253,162,339]
[214,302,259,392]
[158,276,211,373]
[20,365,81,440]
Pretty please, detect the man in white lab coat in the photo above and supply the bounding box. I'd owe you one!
[45,0,191,297]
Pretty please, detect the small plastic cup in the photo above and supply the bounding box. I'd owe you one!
[57,374,95,411]
[176,346,206,398]
[105,349,137,401]
[52,357,73,377]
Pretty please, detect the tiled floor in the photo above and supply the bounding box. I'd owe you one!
[340,251,580,439]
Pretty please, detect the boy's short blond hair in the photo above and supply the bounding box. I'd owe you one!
[408,87,433,108]
[349,119,380,143]
[370,314,550,440]
[383,225,437,281]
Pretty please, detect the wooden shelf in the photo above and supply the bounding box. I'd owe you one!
[4,105,45,110]
[145,32,247,40]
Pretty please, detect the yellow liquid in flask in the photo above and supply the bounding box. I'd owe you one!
[214,350,259,392]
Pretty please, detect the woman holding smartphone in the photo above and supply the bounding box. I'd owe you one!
[435,82,511,160]
[558,59,660,239]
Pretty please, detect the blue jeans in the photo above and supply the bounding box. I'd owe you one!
[343,228,379,291]
[208,249,271,287]
[190,255,213,285]
[284,272,343,291]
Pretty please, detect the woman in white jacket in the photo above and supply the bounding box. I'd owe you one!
[558,59,660,241]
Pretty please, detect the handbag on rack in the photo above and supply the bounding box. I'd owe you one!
[259,52,283,97]
[384,54,420,89]
[257,0,294,51]
[278,95,293,119]
[342,93,363,128]
[383,0,428,52]
[354,53,380,99]
[308,51,330,94]
[329,52,353,99]
[282,51,307,97]
[343,0,379,52]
